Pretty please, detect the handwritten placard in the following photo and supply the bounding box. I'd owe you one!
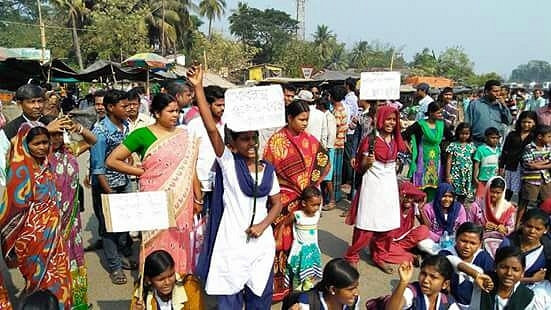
[223,85,285,132]
[359,71,401,100]
[101,191,175,232]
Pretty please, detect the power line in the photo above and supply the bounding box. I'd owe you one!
[0,19,99,32]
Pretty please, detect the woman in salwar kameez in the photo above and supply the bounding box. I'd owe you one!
[0,123,71,308]
[263,100,330,302]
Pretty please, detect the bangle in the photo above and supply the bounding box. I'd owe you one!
[193,198,204,205]
[78,125,83,134]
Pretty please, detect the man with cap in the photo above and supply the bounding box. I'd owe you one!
[298,89,327,143]
[415,83,434,121]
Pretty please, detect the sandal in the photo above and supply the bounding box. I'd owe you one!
[376,262,398,274]
[322,201,336,211]
[121,257,138,270]
[110,269,127,285]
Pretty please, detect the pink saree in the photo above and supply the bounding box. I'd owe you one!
[139,129,199,274]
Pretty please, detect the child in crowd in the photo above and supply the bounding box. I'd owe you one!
[499,111,537,201]
[20,290,59,310]
[473,127,501,200]
[385,255,459,310]
[286,186,323,291]
[439,222,495,309]
[188,65,283,309]
[132,250,202,310]
[476,246,546,309]
[500,209,551,304]
[518,124,551,223]
[370,181,437,274]
[446,122,476,203]
[287,258,360,310]
[420,183,467,243]
[468,176,517,256]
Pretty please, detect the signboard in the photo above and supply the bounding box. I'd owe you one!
[359,71,401,100]
[223,85,285,132]
[101,191,175,232]
[301,66,314,79]
[0,48,51,62]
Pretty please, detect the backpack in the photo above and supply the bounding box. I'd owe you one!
[281,289,321,310]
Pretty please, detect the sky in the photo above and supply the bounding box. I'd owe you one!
[200,0,551,77]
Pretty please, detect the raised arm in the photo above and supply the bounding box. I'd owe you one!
[187,64,225,157]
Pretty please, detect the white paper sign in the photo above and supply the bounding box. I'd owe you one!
[101,191,175,232]
[224,85,285,132]
[359,71,401,100]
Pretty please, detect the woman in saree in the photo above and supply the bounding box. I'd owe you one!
[0,123,71,308]
[404,102,453,200]
[263,99,330,302]
[468,176,517,257]
[106,93,201,274]
[48,115,96,309]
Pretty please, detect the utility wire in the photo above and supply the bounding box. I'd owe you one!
[0,19,99,32]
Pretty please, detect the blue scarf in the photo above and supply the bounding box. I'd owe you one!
[196,152,275,281]
[433,183,461,235]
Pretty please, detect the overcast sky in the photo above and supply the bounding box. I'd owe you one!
[201,0,551,77]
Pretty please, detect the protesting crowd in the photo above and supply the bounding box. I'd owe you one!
[0,62,551,310]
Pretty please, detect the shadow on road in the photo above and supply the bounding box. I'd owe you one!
[318,229,349,259]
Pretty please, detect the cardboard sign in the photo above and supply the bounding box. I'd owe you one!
[101,191,175,232]
[359,71,401,100]
[224,85,285,132]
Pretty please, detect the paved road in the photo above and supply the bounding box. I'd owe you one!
[1,104,403,309]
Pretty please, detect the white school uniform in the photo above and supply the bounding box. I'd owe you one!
[205,147,279,296]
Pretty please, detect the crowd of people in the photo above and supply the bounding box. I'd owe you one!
[0,64,551,310]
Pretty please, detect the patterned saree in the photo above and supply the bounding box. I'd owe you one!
[139,129,199,274]
[263,127,329,302]
[0,123,71,308]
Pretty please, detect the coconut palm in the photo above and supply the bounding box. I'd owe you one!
[199,0,226,39]
[312,24,336,65]
[52,0,88,69]
[350,40,370,69]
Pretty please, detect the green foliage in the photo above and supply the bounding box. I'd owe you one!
[190,32,258,75]
[273,40,319,77]
[466,72,503,87]
[199,0,226,38]
[510,60,551,83]
[436,46,474,83]
[83,0,150,61]
[410,48,438,76]
[229,2,298,63]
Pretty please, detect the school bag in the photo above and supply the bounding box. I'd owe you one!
[281,289,321,310]
[365,282,454,310]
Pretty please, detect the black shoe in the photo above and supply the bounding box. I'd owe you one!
[84,239,103,252]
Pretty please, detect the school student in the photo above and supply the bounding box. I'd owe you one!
[188,65,283,309]
[385,255,460,310]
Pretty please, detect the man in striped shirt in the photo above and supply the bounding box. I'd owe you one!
[519,125,551,218]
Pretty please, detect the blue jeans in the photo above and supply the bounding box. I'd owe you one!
[92,184,131,272]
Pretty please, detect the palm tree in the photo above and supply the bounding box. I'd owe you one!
[52,0,87,69]
[350,40,370,69]
[312,24,335,66]
[135,0,197,54]
[199,0,226,40]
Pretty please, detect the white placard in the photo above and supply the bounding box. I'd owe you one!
[301,66,314,79]
[101,191,175,232]
[359,71,401,100]
[224,85,285,132]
